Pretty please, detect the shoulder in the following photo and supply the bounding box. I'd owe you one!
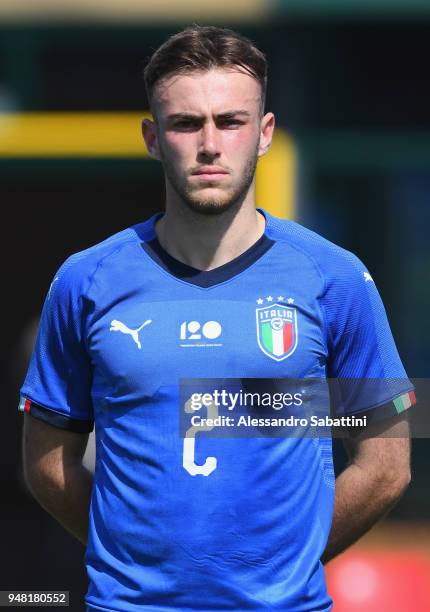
[48,224,144,302]
[264,211,372,291]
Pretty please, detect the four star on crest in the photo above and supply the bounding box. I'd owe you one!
[256,296,295,304]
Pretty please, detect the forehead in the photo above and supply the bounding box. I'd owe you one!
[153,68,261,117]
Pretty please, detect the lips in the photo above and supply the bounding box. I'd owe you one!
[192,167,229,180]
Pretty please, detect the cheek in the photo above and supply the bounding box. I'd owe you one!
[224,127,259,155]
[162,134,196,160]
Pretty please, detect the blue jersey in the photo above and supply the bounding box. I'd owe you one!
[20,210,414,612]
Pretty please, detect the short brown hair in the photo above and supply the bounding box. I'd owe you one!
[143,25,268,113]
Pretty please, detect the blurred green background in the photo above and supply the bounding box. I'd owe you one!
[1,1,429,610]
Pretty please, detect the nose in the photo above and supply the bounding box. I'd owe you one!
[198,122,220,160]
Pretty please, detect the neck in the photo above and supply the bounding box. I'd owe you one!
[155,189,265,271]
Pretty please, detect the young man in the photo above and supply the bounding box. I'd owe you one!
[20,26,413,612]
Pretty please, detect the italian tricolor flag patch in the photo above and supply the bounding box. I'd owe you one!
[18,396,32,413]
[393,391,416,414]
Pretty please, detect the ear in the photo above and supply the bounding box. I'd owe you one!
[142,117,160,160]
[258,112,275,158]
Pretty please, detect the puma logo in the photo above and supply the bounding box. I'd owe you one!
[109,319,152,349]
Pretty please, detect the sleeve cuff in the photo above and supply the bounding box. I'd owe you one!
[18,396,94,433]
[352,389,416,424]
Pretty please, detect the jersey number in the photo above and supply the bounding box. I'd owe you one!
[183,396,217,476]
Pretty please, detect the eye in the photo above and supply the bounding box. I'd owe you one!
[172,120,200,131]
[218,118,243,129]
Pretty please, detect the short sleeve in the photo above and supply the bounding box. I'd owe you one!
[321,251,415,420]
[19,258,94,433]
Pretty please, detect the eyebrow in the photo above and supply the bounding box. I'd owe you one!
[167,110,252,121]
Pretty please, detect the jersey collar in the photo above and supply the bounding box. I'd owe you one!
[137,209,275,288]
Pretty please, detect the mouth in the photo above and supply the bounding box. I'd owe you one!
[192,167,229,181]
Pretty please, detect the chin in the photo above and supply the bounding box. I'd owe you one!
[184,197,238,216]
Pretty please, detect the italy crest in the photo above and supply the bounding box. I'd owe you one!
[256,303,298,361]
